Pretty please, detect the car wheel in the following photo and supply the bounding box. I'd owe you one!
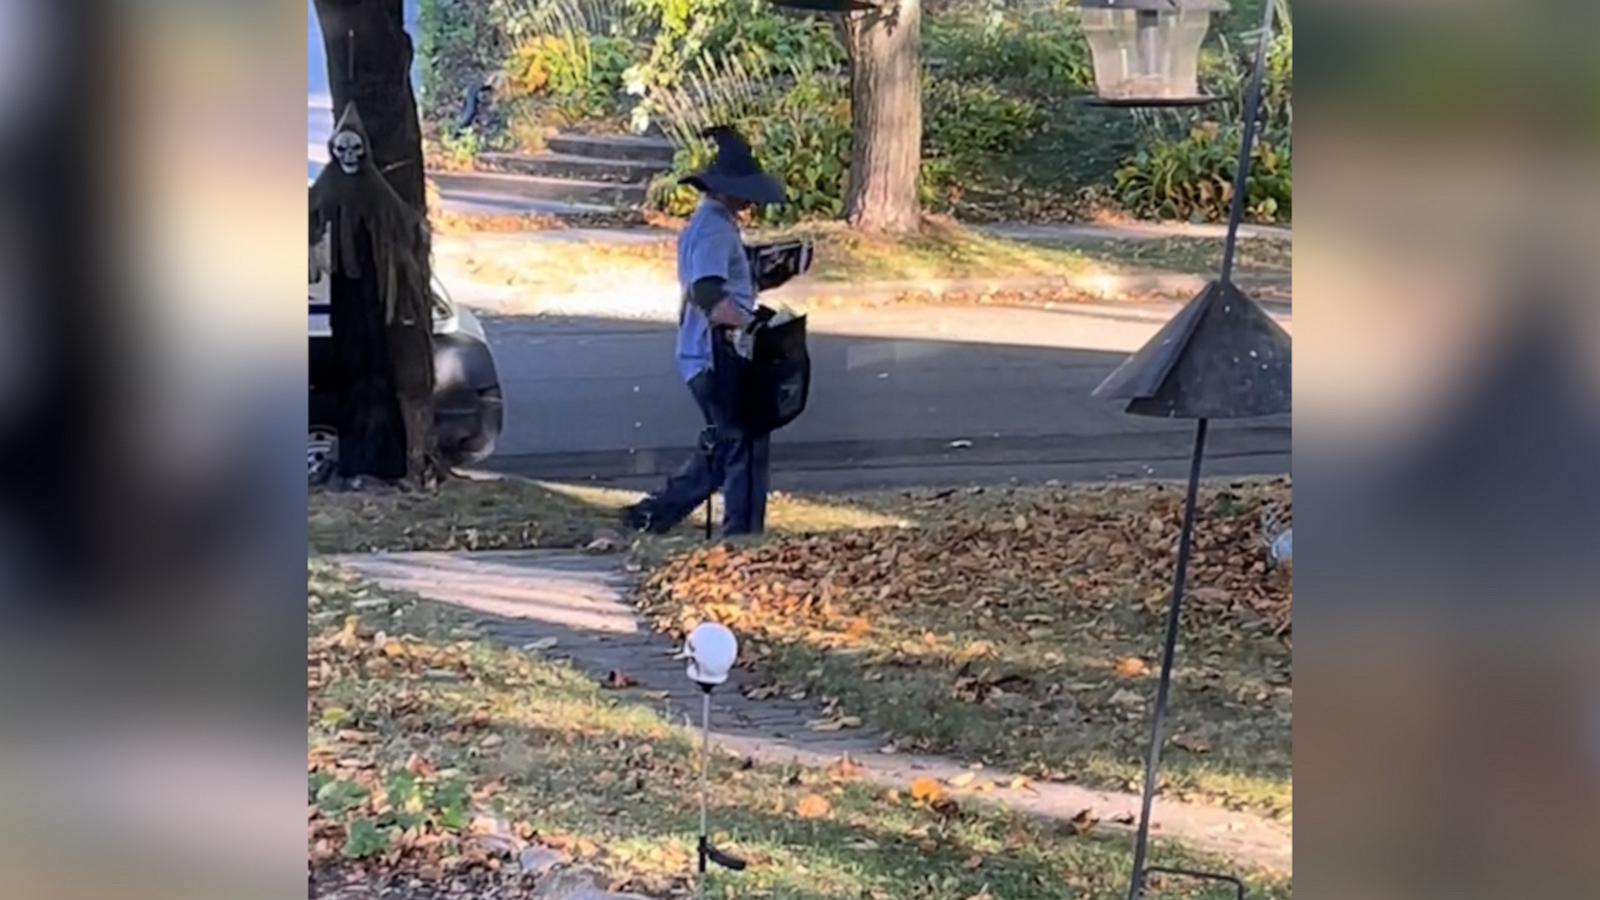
[309,426,339,485]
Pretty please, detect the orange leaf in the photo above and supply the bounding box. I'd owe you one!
[796,794,832,820]
[1115,657,1151,679]
[910,777,946,804]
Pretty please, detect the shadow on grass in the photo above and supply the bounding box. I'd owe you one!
[390,670,1290,900]
[642,483,1294,819]
[309,474,916,556]
[309,568,1288,898]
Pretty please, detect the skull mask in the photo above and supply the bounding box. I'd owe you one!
[331,128,366,175]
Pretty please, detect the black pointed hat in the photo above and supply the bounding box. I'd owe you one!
[1093,280,1292,419]
[682,126,786,207]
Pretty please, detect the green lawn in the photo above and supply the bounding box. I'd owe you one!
[308,475,912,556]
[308,563,1291,898]
[309,475,1293,820]
[640,481,1294,819]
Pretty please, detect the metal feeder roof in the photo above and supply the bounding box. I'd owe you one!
[1093,279,1291,419]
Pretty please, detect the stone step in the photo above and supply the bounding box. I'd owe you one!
[546,133,677,164]
[429,170,647,209]
[477,151,669,185]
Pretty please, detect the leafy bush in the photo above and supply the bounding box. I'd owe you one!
[925,80,1040,159]
[1112,123,1291,223]
[924,12,1094,92]
[502,32,635,124]
[1110,21,1293,223]
[650,72,851,225]
[920,79,1042,211]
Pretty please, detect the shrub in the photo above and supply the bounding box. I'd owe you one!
[924,80,1040,159]
[502,32,635,125]
[650,72,851,225]
[1112,122,1291,223]
[1110,20,1293,223]
[919,79,1042,212]
[924,12,1094,92]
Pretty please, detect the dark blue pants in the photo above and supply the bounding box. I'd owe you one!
[646,360,771,536]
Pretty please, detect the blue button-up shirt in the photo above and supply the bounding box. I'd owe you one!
[675,199,756,383]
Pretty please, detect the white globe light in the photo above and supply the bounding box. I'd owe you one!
[679,622,738,686]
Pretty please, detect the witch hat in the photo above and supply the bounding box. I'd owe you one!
[1093,280,1291,419]
[681,126,786,206]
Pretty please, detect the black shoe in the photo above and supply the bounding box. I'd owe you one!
[621,501,655,533]
[623,500,681,535]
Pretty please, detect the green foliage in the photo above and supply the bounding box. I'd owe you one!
[921,80,1043,212]
[315,778,370,817]
[1110,22,1293,223]
[1112,122,1291,223]
[651,72,850,225]
[503,32,635,124]
[342,818,392,860]
[924,11,1094,92]
[925,80,1040,160]
[438,124,484,168]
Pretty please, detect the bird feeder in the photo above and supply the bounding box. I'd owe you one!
[1075,0,1229,106]
[1088,2,1284,897]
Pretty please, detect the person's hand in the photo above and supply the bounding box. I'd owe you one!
[708,298,752,328]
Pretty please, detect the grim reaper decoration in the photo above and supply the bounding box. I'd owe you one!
[309,102,430,481]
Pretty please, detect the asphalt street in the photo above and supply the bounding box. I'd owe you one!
[474,302,1291,492]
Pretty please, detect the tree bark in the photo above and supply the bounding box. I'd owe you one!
[844,0,923,234]
[315,0,438,487]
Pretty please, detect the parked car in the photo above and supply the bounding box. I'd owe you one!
[308,248,503,482]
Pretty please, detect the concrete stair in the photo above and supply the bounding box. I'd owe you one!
[477,151,668,185]
[430,132,677,217]
[429,169,648,209]
[546,133,676,164]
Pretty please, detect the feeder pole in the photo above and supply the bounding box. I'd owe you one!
[1125,3,1276,898]
[1218,0,1278,288]
[1125,418,1207,900]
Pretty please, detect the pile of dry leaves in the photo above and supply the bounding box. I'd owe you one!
[641,484,1293,656]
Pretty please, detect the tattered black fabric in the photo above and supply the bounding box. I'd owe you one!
[309,103,427,480]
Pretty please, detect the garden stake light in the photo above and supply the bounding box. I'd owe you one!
[675,623,747,898]
[1087,1,1289,898]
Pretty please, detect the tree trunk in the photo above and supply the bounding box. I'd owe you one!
[315,0,438,487]
[844,0,923,234]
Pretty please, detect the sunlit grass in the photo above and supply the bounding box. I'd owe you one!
[308,473,914,555]
[308,566,1293,898]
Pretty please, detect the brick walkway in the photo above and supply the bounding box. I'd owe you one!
[337,550,1291,875]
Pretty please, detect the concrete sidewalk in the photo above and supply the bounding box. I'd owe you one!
[338,550,1293,875]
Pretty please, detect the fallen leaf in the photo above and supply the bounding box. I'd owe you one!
[602,670,639,690]
[948,772,977,789]
[963,854,985,871]
[827,755,863,781]
[1068,808,1100,835]
[1006,776,1036,793]
[795,794,832,820]
[1115,657,1151,679]
[1173,734,1213,754]
[807,715,862,732]
[1110,688,1145,707]
[910,777,946,804]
